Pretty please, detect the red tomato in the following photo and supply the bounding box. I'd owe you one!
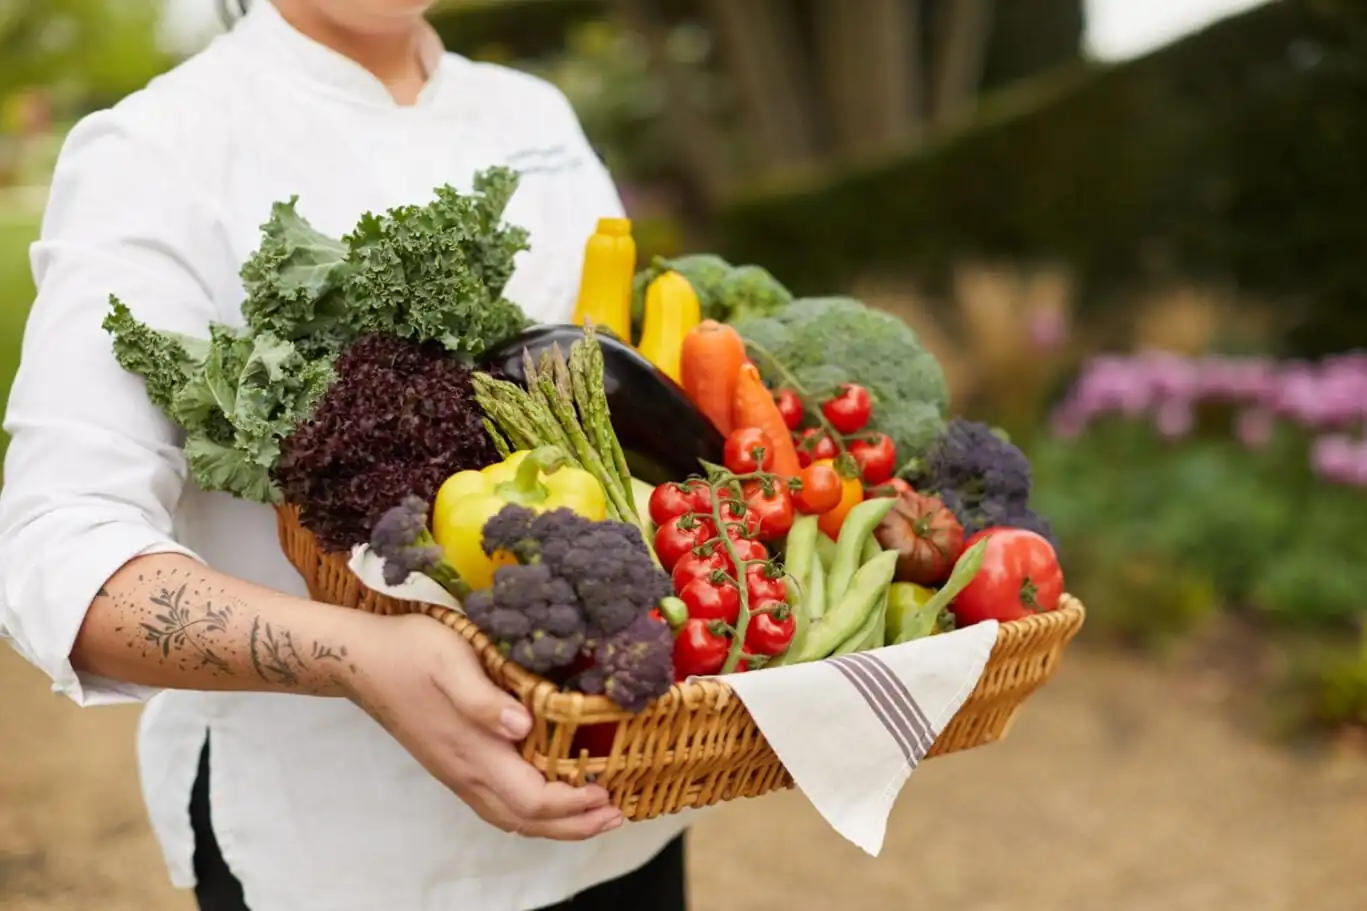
[745,563,789,604]
[688,480,715,514]
[671,549,732,592]
[723,427,775,474]
[674,619,731,678]
[822,384,873,435]
[741,482,796,541]
[849,433,897,485]
[952,528,1064,626]
[717,499,762,539]
[798,428,840,464]
[773,388,804,430]
[728,537,770,567]
[653,514,715,571]
[744,601,796,656]
[679,576,741,625]
[648,482,696,526]
[793,463,842,514]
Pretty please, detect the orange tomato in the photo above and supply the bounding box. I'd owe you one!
[815,458,864,538]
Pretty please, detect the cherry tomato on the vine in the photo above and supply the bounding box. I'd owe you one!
[689,482,715,515]
[793,462,843,515]
[718,499,762,539]
[728,537,770,567]
[773,388,804,431]
[654,514,714,571]
[671,549,732,592]
[723,427,775,475]
[674,619,731,678]
[797,428,839,466]
[678,576,741,625]
[744,601,796,656]
[648,482,696,526]
[741,482,796,541]
[744,564,789,604]
[822,383,873,435]
[849,433,897,485]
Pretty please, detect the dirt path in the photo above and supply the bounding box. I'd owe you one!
[3,645,1365,911]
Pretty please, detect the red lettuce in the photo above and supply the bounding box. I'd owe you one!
[276,333,500,551]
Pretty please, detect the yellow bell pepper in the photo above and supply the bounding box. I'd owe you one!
[637,270,701,384]
[571,217,636,341]
[431,447,607,590]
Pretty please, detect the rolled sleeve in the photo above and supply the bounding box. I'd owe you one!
[0,111,231,706]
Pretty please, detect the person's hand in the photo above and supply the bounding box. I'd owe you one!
[341,611,624,840]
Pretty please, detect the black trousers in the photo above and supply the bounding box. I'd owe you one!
[191,743,687,911]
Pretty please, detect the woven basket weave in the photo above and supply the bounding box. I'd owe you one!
[277,506,1085,821]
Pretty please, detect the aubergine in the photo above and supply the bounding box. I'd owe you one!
[477,324,724,485]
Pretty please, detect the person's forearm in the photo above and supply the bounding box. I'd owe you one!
[71,552,373,697]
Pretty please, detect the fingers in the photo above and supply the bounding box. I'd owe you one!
[517,805,625,842]
[461,740,624,841]
[429,637,532,740]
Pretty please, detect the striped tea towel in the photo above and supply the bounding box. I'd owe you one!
[349,545,997,855]
[710,624,997,855]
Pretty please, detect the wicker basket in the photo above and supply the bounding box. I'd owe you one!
[277,506,1085,821]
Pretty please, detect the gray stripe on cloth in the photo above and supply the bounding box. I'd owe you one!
[828,657,917,763]
[842,648,940,755]
[828,653,935,762]
[845,652,936,757]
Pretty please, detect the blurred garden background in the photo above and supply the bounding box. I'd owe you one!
[3,1,1367,909]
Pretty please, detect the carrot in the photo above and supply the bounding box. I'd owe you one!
[732,362,802,478]
[680,320,746,436]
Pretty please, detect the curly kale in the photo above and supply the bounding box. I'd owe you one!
[104,168,532,506]
[240,166,530,359]
[104,298,333,503]
[909,418,1058,549]
[472,505,675,710]
[579,611,674,713]
[734,296,950,462]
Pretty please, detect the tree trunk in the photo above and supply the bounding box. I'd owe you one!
[702,0,820,173]
[813,0,919,159]
[605,0,736,205]
[929,0,993,125]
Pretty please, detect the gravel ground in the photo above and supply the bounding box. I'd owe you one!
[3,644,1366,911]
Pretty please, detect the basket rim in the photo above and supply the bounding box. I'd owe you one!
[433,594,1088,724]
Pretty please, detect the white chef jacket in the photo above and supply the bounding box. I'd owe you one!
[0,3,692,909]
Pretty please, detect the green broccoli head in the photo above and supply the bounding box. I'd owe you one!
[734,296,950,462]
[716,264,792,324]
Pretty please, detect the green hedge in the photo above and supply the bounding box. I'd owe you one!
[716,0,1367,357]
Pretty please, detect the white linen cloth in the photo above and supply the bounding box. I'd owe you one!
[352,548,999,856]
[0,3,693,909]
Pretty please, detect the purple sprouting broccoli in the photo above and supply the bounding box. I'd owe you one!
[909,419,1058,550]
[475,504,675,710]
[462,564,586,674]
[369,496,469,597]
[482,505,671,639]
[579,611,675,713]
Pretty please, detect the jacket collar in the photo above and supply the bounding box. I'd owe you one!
[235,1,449,107]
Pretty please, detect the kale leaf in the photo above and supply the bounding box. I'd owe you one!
[106,300,333,504]
[103,167,533,504]
[240,166,530,359]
